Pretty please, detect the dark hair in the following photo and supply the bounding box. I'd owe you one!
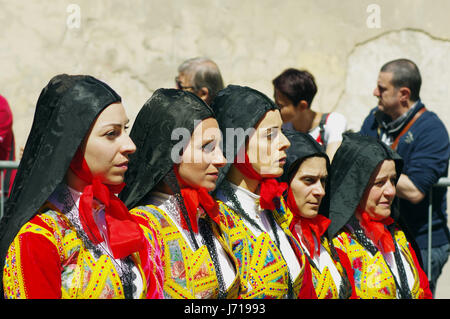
[272,68,317,107]
[380,59,421,102]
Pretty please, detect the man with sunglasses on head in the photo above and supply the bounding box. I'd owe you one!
[175,57,224,105]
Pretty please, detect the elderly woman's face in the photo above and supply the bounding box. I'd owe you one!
[359,160,397,220]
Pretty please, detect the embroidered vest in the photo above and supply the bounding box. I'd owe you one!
[130,204,240,299]
[3,202,147,299]
[333,228,427,299]
[216,198,305,299]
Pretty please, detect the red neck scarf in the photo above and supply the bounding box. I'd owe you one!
[357,208,395,253]
[287,188,330,258]
[173,166,220,233]
[69,149,145,259]
[234,152,287,210]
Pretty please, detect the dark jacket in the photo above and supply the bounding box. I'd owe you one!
[360,101,450,249]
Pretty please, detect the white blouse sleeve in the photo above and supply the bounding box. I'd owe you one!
[323,112,347,144]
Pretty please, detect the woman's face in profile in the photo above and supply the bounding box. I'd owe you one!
[358,160,397,220]
[246,109,291,178]
[83,102,136,185]
[177,117,226,191]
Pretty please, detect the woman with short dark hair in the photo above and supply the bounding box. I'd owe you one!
[273,68,347,160]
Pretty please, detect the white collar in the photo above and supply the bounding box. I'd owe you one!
[226,182,263,220]
[66,185,82,206]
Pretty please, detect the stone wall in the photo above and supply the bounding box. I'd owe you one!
[1,0,449,152]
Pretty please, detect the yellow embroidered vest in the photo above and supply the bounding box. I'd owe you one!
[130,204,240,299]
[3,202,146,299]
[307,238,347,299]
[333,228,425,299]
[215,199,305,299]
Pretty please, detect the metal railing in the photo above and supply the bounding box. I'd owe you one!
[0,160,448,281]
[0,160,19,218]
[427,177,450,280]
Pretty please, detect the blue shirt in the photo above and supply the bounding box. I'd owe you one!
[360,101,450,249]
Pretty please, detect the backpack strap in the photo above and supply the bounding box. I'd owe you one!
[317,113,330,143]
[391,107,426,151]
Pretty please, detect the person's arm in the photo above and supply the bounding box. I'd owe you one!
[398,114,449,206]
[323,113,347,161]
[396,174,425,204]
[4,226,62,299]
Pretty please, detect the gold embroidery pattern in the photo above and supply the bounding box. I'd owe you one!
[131,205,240,299]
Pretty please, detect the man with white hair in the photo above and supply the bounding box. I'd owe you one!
[175,57,224,105]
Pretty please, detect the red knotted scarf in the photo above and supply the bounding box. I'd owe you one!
[357,209,395,253]
[69,149,145,259]
[287,188,330,258]
[234,152,287,210]
[173,166,220,233]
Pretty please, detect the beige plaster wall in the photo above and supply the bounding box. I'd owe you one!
[1,0,449,153]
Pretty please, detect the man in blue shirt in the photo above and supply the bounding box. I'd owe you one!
[360,58,450,296]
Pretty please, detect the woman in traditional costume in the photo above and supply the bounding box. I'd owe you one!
[277,130,356,299]
[119,89,239,299]
[0,74,164,299]
[327,132,432,299]
[211,85,310,299]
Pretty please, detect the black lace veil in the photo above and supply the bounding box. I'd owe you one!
[0,74,122,291]
[325,132,418,298]
[119,89,214,209]
[210,85,279,191]
[325,132,404,239]
[277,130,355,298]
[277,129,329,188]
[119,89,231,297]
[210,85,299,298]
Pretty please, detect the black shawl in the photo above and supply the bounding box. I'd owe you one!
[118,89,231,296]
[325,132,404,239]
[119,88,214,209]
[278,130,356,299]
[210,85,279,190]
[0,74,121,289]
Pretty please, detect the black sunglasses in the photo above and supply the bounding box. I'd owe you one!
[175,77,195,91]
